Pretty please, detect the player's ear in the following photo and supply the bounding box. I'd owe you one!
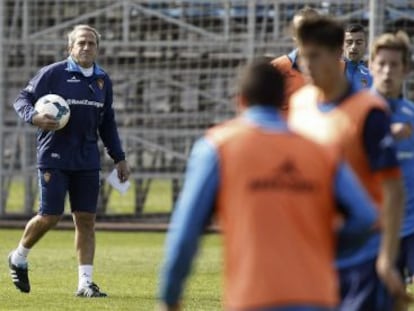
[336,47,343,60]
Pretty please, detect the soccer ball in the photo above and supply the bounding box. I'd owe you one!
[34,94,70,130]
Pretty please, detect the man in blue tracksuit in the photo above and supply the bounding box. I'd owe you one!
[8,25,130,297]
[343,24,372,89]
[370,32,414,301]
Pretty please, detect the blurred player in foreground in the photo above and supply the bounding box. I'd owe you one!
[9,25,130,297]
[158,59,379,311]
[288,16,410,310]
[343,23,373,89]
[271,6,319,110]
[369,31,414,308]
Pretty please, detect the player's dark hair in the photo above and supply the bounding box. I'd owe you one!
[345,23,365,35]
[295,16,345,50]
[237,58,285,108]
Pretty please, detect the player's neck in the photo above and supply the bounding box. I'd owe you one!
[79,65,94,77]
[319,76,349,103]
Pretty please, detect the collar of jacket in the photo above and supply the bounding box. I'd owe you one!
[66,56,105,77]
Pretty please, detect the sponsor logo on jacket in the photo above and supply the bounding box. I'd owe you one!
[66,98,104,108]
[249,159,317,192]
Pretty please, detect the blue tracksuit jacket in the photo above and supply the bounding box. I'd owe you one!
[344,58,373,89]
[13,56,125,170]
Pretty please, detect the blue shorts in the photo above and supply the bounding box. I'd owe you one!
[397,233,414,282]
[338,258,393,311]
[38,169,100,215]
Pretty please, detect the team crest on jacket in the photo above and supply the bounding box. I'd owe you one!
[43,171,51,183]
[97,79,104,90]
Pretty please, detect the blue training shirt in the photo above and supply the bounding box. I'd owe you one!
[317,82,400,269]
[159,106,378,308]
[383,96,414,237]
[13,56,125,170]
[344,58,373,89]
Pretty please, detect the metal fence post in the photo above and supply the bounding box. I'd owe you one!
[0,0,5,216]
[369,0,386,51]
[247,1,256,60]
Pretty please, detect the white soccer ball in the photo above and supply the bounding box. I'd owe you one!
[34,94,70,130]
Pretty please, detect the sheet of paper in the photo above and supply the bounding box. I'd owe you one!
[106,169,131,194]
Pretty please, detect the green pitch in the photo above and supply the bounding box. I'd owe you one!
[2,229,414,311]
[0,229,222,311]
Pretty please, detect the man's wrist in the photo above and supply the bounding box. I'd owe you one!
[377,251,394,269]
[29,110,39,125]
[114,158,126,165]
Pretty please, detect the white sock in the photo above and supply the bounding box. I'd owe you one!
[78,265,93,290]
[11,243,30,266]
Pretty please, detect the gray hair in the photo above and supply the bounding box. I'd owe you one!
[67,24,101,48]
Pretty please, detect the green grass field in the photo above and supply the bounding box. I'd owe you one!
[3,229,414,311]
[4,179,414,311]
[0,229,223,311]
